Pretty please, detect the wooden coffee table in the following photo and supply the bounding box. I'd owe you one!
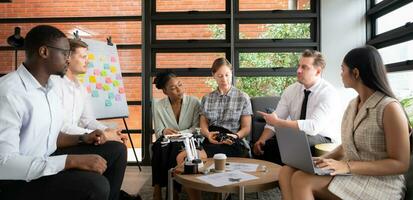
[168,157,281,200]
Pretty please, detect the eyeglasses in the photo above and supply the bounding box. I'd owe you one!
[45,45,71,59]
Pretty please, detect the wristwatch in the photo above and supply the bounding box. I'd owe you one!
[78,133,87,144]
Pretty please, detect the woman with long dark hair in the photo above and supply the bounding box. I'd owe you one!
[279,45,411,200]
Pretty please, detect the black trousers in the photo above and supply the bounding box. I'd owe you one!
[0,141,127,200]
[151,138,183,187]
[258,134,331,165]
[202,126,249,158]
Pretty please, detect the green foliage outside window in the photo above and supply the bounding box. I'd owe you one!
[207,23,311,97]
[252,23,311,39]
[400,97,413,126]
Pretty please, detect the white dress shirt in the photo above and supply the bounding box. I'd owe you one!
[0,65,67,181]
[265,78,341,143]
[52,75,107,135]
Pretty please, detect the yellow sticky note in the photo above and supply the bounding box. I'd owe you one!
[110,66,117,73]
[113,80,120,87]
[88,53,95,60]
[89,76,96,83]
[103,84,110,91]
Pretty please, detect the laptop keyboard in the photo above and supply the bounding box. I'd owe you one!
[314,167,333,176]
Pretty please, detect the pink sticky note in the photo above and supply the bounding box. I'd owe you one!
[86,85,91,93]
[119,87,125,94]
[94,69,100,76]
[111,56,116,63]
[96,82,103,89]
[105,77,112,84]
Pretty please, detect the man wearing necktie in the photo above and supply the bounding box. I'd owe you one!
[254,50,340,165]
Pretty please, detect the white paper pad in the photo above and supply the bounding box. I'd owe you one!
[196,170,258,187]
[207,162,259,172]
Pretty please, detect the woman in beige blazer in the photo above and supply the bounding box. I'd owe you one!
[151,72,203,200]
[279,46,411,200]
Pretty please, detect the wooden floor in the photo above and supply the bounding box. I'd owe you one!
[121,166,152,196]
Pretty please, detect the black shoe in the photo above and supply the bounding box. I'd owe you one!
[119,190,142,200]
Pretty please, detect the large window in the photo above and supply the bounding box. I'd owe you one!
[143,0,317,165]
[367,0,413,125]
[376,1,413,34]
[388,71,413,125]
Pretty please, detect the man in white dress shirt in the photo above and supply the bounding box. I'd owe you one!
[0,25,137,200]
[253,50,340,164]
[56,38,126,142]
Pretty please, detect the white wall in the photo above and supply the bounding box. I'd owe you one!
[321,0,366,106]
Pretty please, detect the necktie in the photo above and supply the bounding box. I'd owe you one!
[300,89,311,120]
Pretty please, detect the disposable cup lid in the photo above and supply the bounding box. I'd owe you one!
[213,153,227,160]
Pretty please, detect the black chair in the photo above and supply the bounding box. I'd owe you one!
[404,132,413,200]
[249,96,280,145]
[405,154,413,200]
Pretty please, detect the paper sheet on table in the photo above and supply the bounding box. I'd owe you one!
[196,170,258,187]
[207,162,259,172]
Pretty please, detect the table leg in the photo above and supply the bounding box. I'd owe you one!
[221,193,226,200]
[168,168,174,200]
[239,185,245,200]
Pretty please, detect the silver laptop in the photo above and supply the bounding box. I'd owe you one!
[274,127,333,176]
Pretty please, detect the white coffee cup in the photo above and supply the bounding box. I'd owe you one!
[213,153,227,173]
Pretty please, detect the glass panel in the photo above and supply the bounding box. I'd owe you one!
[123,77,142,101]
[156,52,225,68]
[376,2,413,34]
[236,76,296,97]
[119,49,142,73]
[239,23,311,39]
[156,0,225,12]
[156,24,225,40]
[387,70,413,125]
[0,0,141,18]
[239,52,301,68]
[378,40,413,64]
[375,0,384,3]
[0,22,141,46]
[239,0,310,11]
[152,76,213,100]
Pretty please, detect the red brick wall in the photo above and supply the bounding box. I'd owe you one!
[156,24,224,40]
[239,0,289,11]
[239,24,268,39]
[0,0,310,148]
[0,0,141,18]
[156,0,225,12]
[156,52,225,68]
[0,22,141,46]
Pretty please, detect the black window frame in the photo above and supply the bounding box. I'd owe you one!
[142,0,320,165]
[366,0,413,72]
